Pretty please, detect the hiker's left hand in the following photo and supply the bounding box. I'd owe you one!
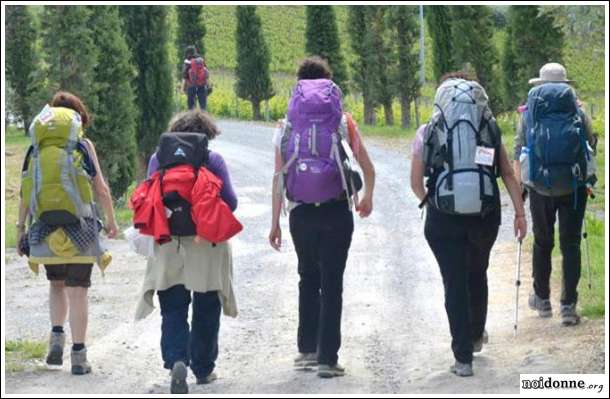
[514,215,527,241]
[356,194,373,218]
[269,225,282,251]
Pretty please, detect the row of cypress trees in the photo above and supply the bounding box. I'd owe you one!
[347,6,421,127]
[6,5,140,198]
[426,5,565,112]
[6,5,179,198]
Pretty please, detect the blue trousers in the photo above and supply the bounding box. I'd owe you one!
[157,284,220,378]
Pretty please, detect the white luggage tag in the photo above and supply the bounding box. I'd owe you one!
[474,146,495,166]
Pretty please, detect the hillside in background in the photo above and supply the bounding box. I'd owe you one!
[198,6,602,103]
[202,6,355,75]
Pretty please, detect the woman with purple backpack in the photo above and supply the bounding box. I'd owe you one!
[268,56,376,378]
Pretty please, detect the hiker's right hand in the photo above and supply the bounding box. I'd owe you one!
[16,231,25,257]
[105,219,119,239]
[514,215,527,241]
[269,225,282,251]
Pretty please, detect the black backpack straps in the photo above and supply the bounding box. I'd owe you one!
[76,141,97,178]
[446,126,454,191]
[21,145,34,173]
[159,168,166,195]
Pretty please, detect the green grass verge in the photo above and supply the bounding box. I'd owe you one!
[5,126,29,249]
[5,339,46,373]
[576,214,605,318]
[358,123,417,139]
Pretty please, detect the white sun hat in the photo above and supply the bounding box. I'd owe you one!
[528,62,574,85]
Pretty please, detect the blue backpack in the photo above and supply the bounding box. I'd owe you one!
[520,83,589,197]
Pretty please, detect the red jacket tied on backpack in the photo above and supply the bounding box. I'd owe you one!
[129,165,242,244]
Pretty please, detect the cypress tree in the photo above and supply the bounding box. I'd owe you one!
[387,6,421,128]
[120,6,174,163]
[425,6,455,82]
[305,6,349,92]
[367,6,395,126]
[501,23,519,110]
[41,5,98,110]
[451,6,502,111]
[87,6,138,198]
[348,6,377,125]
[503,6,564,107]
[234,6,275,120]
[175,5,206,76]
[5,5,37,133]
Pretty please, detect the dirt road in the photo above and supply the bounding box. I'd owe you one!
[3,120,604,394]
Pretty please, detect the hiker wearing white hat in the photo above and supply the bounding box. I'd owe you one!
[528,62,574,85]
[513,63,597,327]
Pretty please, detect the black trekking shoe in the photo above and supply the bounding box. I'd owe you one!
[196,372,217,385]
[170,361,188,394]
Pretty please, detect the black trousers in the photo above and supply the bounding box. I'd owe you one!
[289,200,354,366]
[529,187,587,305]
[187,85,207,110]
[424,207,499,364]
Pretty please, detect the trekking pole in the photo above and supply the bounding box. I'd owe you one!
[584,185,595,291]
[583,215,592,291]
[514,238,523,337]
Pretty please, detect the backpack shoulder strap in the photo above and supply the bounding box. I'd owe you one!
[22,145,34,173]
[76,140,97,178]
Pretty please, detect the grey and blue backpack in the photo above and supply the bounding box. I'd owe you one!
[421,79,501,217]
[519,83,590,198]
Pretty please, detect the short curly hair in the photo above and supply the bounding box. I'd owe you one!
[168,110,220,139]
[439,71,479,84]
[297,56,333,80]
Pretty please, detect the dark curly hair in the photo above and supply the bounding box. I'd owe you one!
[297,56,333,80]
[439,71,479,84]
[168,110,220,139]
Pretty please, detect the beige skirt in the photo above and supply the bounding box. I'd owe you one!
[135,237,237,320]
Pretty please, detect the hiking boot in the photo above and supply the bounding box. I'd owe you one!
[294,353,317,369]
[46,332,65,366]
[71,348,92,375]
[528,292,553,318]
[196,372,217,385]
[450,361,474,377]
[170,361,188,394]
[560,304,581,326]
[473,330,489,353]
[317,364,345,378]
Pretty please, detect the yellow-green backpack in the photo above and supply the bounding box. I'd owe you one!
[21,105,94,226]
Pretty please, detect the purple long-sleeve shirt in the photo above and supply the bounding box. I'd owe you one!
[147,151,238,211]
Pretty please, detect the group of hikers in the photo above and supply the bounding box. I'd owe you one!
[15,49,596,392]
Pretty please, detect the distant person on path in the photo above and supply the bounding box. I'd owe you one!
[513,63,597,326]
[410,72,527,377]
[16,91,118,375]
[182,45,210,111]
[269,56,376,379]
[134,110,239,394]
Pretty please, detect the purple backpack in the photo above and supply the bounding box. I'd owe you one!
[281,79,346,204]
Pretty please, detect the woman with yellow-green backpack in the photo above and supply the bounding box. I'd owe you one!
[16,91,118,375]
